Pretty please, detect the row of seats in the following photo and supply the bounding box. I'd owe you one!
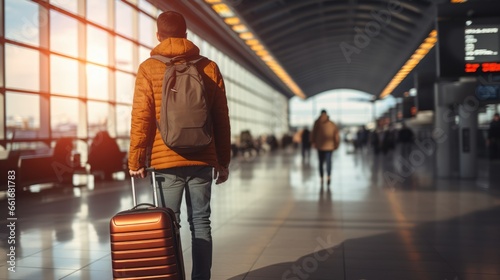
[0,132,128,191]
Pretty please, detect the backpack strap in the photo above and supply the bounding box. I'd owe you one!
[150,55,173,65]
[150,54,206,65]
[187,55,207,65]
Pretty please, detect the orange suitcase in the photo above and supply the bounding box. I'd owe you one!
[110,171,185,280]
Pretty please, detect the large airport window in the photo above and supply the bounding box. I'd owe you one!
[116,105,132,137]
[234,84,245,102]
[227,59,236,80]
[1,0,289,148]
[87,0,109,27]
[115,71,135,104]
[211,48,221,66]
[235,102,243,119]
[115,0,135,38]
[223,59,234,81]
[188,33,202,53]
[50,54,78,96]
[8,141,50,151]
[139,13,156,48]
[199,41,211,58]
[5,0,40,46]
[6,92,40,140]
[50,10,79,57]
[225,79,233,100]
[139,45,151,64]
[51,96,78,138]
[0,94,4,140]
[116,139,130,152]
[139,0,156,16]
[217,56,227,77]
[87,25,109,65]
[88,101,109,138]
[115,36,134,72]
[50,0,79,14]
[87,64,109,101]
[229,100,236,119]
[5,44,40,91]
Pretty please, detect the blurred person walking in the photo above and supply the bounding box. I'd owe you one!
[311,110,340,186]
[301,127,311,163]
[487,113,500,160]
[398,122,414,158]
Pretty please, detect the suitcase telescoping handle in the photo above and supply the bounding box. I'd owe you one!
[130,167,159,208]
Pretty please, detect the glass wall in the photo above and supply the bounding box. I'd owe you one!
[1,0,289,160]
[289,89,395,129]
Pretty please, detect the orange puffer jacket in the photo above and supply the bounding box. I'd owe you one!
[128,38,231,171]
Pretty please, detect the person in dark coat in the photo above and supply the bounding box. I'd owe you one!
[301,127,311,163]
[88,131,123,180]
[311,110,340,186]
[487,113,500,160]
[398,122,414,157]
[381,124,396,155]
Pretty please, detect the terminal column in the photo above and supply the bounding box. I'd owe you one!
[434,82,453,178]
[434,80,478,178]
[458,100,478,179]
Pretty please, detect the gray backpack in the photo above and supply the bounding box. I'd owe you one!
[150,55,212,153]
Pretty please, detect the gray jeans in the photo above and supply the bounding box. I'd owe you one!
[154,166,213,280]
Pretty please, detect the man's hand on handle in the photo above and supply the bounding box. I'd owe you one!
[215,166,229,185]
[129,167,146,178]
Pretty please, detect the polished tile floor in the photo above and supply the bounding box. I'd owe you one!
[1,144,499,280]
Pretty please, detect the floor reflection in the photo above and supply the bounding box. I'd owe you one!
[0,144,499,280]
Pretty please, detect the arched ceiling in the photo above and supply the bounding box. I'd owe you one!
[228,0,439,98]
[150,0,444,99]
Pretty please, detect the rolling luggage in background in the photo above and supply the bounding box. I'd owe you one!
[110,170,185,280]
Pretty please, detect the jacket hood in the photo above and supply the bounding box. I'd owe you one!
[151,38,200,58]
[318,114,329,123]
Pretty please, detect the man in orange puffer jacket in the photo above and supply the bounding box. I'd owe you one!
[128,11,231,280]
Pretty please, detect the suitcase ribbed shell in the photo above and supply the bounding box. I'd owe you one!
[110,207,184,280]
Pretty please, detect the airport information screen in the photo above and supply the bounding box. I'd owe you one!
[464,20,500,73]
[438,17,500,77]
